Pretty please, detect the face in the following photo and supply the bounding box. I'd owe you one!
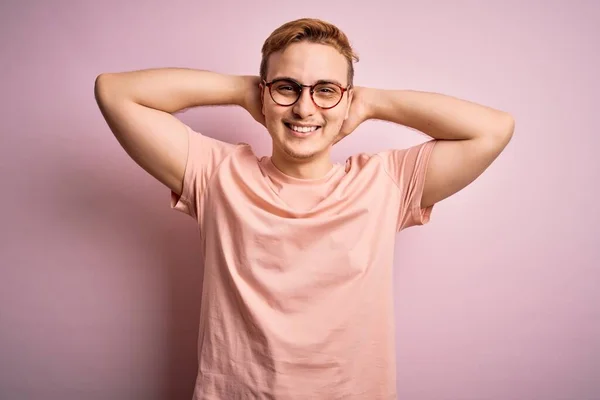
[261,42,353,162]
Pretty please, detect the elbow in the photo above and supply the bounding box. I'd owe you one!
[94,74,109,101]
[494,112,515,144]
[95,73,111,91]
[504,113,515,141]
[503,112,515,135]
[94,73,120,104]
[95,72,117,85]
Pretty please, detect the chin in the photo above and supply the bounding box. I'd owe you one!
[282,146,319,160]
[280,137,334,160]
[268,122,335,160]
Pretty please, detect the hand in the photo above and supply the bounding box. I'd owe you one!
[334,86,371,145]
[240,76,266,127]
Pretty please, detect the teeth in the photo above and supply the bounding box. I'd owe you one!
[289,124,318,133]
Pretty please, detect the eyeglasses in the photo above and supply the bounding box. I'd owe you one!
[262,78,351,110]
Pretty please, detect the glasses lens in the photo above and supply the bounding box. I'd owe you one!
[270,80,301,106]
[313,83,343,108]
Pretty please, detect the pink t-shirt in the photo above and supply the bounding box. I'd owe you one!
[171,124,437,399]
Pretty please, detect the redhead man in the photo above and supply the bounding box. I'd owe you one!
[95,18,514,400]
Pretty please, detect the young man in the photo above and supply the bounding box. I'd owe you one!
[95,18,514,400]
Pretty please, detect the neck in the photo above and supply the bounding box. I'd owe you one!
[271,149,334,180]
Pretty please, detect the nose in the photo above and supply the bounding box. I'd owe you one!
[292,88,317,119]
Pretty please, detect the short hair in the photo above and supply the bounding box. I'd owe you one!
[260,18,359,86]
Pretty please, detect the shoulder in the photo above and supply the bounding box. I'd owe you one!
[343,141,436,185]
[342,151,391,183]
[343,150,393,174]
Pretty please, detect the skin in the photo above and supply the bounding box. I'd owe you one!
[95,41,514,210]
[259,42,354,180]
[249,41,515,208]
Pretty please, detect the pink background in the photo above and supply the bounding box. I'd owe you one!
[1,1,599,399]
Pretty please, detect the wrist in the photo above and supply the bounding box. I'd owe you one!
[235,75,260,108]
[366,88,405,122]
[359,87,379,121]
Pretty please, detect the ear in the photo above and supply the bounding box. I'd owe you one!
[344,88,354,120]
[259,82,266,116]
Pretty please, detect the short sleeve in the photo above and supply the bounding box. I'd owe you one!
[170,124,238,220]
[378,140,438,231]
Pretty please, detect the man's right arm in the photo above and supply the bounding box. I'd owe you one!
[94,68,256,196]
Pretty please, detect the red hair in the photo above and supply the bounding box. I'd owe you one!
[260,18,359,86]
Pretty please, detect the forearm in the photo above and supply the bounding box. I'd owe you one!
[366,88,514,141]
[95,68,250,114]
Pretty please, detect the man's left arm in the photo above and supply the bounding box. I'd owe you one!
[355,88,515,208]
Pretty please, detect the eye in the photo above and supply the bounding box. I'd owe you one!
[314,83,341,96]
[274,82,300,94]
[318,87,335,93]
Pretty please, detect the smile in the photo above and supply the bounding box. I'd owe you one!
[284,122,321,137]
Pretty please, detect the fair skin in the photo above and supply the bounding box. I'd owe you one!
[343,86,515,207]
[249,41,515,208]
[257,42,353,180]
[94,41,514,210]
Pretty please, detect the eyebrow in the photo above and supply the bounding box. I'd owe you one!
[273,76,346,87]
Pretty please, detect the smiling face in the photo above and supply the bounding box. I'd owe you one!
[261,41,353,164]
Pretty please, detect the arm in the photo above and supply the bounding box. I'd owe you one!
[94,69,260,195]
[360,88,515,207]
